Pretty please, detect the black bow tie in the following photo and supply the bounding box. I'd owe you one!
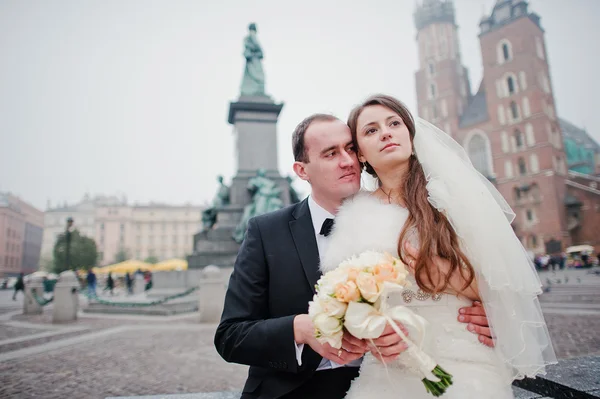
[319,218,335,237]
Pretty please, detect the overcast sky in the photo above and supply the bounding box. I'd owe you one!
[1,0,598,210]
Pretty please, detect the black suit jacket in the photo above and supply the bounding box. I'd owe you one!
[215,198,324,398]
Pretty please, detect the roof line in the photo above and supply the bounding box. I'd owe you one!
[565,180,600,196]
[568,170,600,183]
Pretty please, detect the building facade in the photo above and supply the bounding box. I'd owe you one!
[42,194,203,267]
[414,0,600,253]
[95,204,202,265]
[41,194,120,261]
[0,193,44,277]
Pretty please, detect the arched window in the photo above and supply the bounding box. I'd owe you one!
[514,129,524,150]
[429,83,437,99]
[497,40,513,64]
[428,62,435,76]
[465,132,493,177]
[518,157,527,176]
[507,76,516,95]
[510,101,520,120]
[513,187,522,201]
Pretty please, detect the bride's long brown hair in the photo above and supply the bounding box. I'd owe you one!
[347,94,474,294]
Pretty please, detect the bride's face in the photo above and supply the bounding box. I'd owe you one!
[355,105,413,174]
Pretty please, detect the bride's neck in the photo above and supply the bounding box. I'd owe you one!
[375,166,408,206]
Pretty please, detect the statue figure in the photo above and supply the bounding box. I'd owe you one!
[286,176,301,203]
[240,23,266,97]
[202,176,230,232]
[233,169,283,242]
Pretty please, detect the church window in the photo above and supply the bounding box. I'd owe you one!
[510,101,520,121]
[502,43,511,61]
[497,39,513,64]
[507,76,516,95]
[518,157,527,175]
[466,132,492,177]
[514,130,524,150]
[429,83,437,99]
[428,62,435,76]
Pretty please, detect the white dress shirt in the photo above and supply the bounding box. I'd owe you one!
[294,196,362,370]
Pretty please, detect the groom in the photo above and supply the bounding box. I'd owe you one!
[215,114,493,399]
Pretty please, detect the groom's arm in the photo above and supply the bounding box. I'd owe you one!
[214,217,300,373]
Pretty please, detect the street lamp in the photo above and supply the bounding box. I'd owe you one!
[65,217,74,270]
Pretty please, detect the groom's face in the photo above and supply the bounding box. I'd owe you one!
[295,119,361,202]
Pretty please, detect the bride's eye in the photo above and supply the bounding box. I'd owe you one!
[391,120,402,127]
[365,128,376,135]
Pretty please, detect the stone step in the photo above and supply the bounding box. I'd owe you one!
[83,298,198,316]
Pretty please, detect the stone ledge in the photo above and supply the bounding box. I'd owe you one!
[107,392,240,399]
[107,356,600,399]
[513,355,600,398]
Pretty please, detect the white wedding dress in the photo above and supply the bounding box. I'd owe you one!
[321,193,515,399]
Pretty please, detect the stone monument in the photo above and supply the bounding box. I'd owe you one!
[52,270,80,323]
[187,23,293,268]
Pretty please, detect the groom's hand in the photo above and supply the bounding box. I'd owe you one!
[458,301,494,347]
[369,322,409,364]
[294,314,364,365]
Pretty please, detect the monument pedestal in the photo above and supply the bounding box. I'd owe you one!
[188,95,291,269]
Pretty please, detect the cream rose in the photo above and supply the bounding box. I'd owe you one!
[316,268,348,297]
[356,271,382,303]
[313,313,343,347]
[319,297,348,318]
[334,280,361,302]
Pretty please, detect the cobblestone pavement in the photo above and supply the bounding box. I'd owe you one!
[0,269,599,399]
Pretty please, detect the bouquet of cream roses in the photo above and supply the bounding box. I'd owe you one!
[308,250,453,397]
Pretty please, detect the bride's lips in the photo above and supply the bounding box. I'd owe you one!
[381,143,399,151]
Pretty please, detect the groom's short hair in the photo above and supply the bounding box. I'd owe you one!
[292,114,339,163]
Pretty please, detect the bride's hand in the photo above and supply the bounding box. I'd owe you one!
[369,322,409,364]
[342,330,369,355]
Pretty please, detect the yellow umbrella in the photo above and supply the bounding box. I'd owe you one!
[95,260,153,275]
[150,258,188,272]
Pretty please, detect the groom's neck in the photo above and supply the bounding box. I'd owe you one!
[310,192,342,216]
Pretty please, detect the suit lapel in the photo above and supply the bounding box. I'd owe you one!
[289,199,321,294]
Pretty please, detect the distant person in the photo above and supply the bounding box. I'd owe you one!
[106,272,115,296]
[125,272,133,295]
[86,269,97,297]
[559,252,566,270]
[12,273,25,301]
[534,256,542,270]
[144,271,153,291]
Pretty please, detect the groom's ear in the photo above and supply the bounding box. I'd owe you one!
[293,161,310,183]
[358,152,366,163]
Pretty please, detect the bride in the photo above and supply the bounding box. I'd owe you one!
[320,94,556,398]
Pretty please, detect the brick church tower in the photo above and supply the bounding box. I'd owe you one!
[414,0,471,139]
[414,0,570,253]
